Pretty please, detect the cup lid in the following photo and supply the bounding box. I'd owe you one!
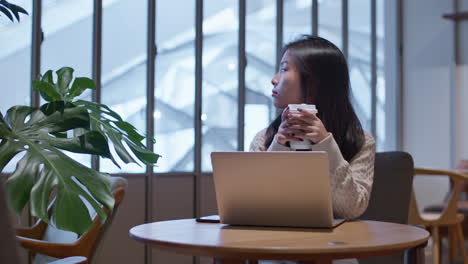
[288,104,317,112]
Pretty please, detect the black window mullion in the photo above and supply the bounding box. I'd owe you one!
[30,0,43,239]
[31,0,42,108]
[238,0,246,151]
[92,0,102,171]
[276,0,283,69]
[312,0,318,36]
[145,0,156,263]
[342,0,348,58]
[194,0,203,219]
[92,0,102,105]
[193,1,204,263]
[371,0,377,136]
[147,2,156,168]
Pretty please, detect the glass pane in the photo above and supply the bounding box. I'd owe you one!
[41,0,93,166]
[349,0,372,132]
[41,0,92,80]
[284,0,312,44]
[0,1,32,173]
[0,1,32,112]
[100,0,147,173]
[202,0,239,172]
[154,0,195,172]
[245,1,277,150]
[318,0,342,50]
[376,0,385,151]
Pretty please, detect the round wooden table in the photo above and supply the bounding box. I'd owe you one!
[129,219,429,264]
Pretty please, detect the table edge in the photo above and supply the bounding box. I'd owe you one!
[129,220,430,260]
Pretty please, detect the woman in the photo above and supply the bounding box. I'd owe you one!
[250,35,375,220]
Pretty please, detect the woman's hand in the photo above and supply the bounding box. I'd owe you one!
[286,108,329,143]
[274,108,301,146]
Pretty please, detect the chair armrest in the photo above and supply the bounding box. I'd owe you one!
[16,236,82,259]
[413,167,468,223]
[16,219,48,239]
[415,167,468,182]
[49,256,87,264]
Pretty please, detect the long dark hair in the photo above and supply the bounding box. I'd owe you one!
[264,35,364,162]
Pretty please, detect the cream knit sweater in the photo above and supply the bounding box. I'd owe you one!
[249,129,376,219]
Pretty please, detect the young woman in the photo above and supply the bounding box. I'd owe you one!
[250,35,376,220]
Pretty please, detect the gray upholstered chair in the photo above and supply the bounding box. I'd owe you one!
[358,151,415,264]
[15,176,127,264]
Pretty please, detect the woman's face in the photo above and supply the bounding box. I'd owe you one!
[271,50,302,108]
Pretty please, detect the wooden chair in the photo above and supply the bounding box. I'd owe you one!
[424,160,468,239]
[15,176,127,264]
[408,168,468,264]
[1,182,88,264]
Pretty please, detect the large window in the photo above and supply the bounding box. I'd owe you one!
[245,1,276,151]
[376,0,386,150]
[201,0,239,172]
[349,0,372,132]
[284,0,312,44]
[40,0,94,167]
[100,0,148,173]
[0,0,391,172]
[318,0,342,50]
[41,0,92,80]
[154,0,196,172]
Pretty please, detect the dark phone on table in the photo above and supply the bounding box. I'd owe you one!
[195,215,220,223]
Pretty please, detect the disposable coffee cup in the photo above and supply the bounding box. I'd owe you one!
[288,104,318,150]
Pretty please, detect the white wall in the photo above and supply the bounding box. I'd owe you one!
[403,0,468,209]
[457,1,468,163]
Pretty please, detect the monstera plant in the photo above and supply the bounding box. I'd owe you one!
[0,67,160,235]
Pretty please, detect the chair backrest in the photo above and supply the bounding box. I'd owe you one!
[359,151,415,264]
[408,168,466,226]
[33,176,127,264]
[0,183,21,264]
[360,151,415,223]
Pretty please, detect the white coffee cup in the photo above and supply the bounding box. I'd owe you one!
[287,104,318,150]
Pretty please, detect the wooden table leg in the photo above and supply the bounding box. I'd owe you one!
[432,226,440,264]
[455,223,468,264]
[405,243,427,264]
[449,225,458,262]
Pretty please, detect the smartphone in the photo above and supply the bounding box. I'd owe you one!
[195,215,220,223]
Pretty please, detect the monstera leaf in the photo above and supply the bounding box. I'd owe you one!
[33,67,96,103]
[34,67,160,167]
[74,100,160,167]
[0,67,159,235]
[0,106,114,235]
[0,0,28,22]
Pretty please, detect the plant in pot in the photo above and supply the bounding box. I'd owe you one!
[0,67,160,235]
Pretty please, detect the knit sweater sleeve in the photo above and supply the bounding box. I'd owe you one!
[312,132,376,219]
[249,128,267,151]
[249,129,376,219]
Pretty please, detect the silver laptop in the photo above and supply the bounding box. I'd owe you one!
[211,151,345,228]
